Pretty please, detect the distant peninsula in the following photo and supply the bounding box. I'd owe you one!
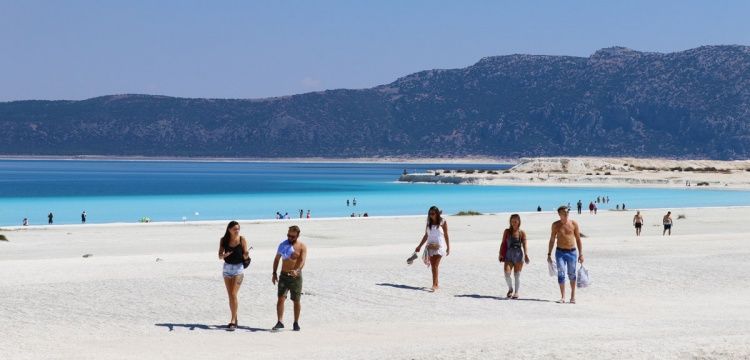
[2,45,750,159]
[399,157,750,189]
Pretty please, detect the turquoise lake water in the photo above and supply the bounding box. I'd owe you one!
[1,160,749,226]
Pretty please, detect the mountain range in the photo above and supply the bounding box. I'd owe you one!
[2,45,749,159]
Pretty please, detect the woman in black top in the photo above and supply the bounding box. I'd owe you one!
[218,221,250,330]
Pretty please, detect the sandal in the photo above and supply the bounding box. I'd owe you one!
[506,290,514,298]
[228,323,237,331]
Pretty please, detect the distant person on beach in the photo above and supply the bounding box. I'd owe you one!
[596,196,600,203]
[633,211,644,236]
[299,209,303,219]
[347,199,350,206]
[271,225,307,331]
[413,206,450,292]
[306,210,311,219]
[22,218,28,226]
[593,203,598,214]
[577,200,582,214]
[616,204,620,210]
[662,211,673,236]
[622,203,626,210]
[218,221,250,331]
[48,212,53,224]
[363,212,369,217]
[353,198,357,206]
[284,212,290,219]
[81,211,87,224]
[606,196,610,203]
[276,212,282,220]
[589,202,594,214]
[547,206,584,304]
[537,206,542,212]
[499,214,530,299]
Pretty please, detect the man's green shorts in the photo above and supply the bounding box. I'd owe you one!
[278,273,303,301]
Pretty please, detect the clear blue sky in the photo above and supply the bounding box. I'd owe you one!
[2,0,749,101]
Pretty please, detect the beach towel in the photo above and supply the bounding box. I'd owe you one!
[577,265,591,288]
[547,259,557,277]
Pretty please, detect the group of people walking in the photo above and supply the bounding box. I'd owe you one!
[408,205,584,303]
[217,204,585,332]
[218,222,307,332]
[632,210,674,236]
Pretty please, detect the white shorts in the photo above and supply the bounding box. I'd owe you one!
[223,263,244,277]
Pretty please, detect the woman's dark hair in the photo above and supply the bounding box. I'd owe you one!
[426,206,443,227]
[221,221,240,248]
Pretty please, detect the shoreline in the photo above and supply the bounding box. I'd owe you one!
[3,205,749,230]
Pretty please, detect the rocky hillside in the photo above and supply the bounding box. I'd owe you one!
[2,45,749,159]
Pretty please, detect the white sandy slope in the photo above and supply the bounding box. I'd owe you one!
[1,208,750,359]
[410,157,750,189]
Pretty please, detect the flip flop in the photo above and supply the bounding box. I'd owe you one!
[406,252,418,265]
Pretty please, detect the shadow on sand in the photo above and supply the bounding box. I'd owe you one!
[454,294,553,303]
[155,323,271,332]
[375,283,431,292]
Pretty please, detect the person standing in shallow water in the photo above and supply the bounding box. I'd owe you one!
[499,214,529,299]
[48,212,53,224]
[272,225,307,331]
[81,211,87,224]
[547,206,584,304]
[413,206,450,292]
[218,221,250,331]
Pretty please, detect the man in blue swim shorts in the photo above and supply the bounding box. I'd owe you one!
[547,206,584,304]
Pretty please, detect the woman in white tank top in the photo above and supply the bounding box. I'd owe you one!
[413,206,451,292]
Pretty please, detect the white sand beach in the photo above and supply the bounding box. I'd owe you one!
[402,157,750,189]
[1,207,750,359]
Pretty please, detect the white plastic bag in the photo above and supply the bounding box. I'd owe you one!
[547,259,557,277]
[577,265,591,288]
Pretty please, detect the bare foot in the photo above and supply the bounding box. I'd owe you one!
[511,293,519,299]
[556,298,565,304]
[569,298,576,304]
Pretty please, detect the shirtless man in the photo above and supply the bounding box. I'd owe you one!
[271,225,307,331]
[633,211,644,236]
[547,206,584,304]
[662,211,673,236]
